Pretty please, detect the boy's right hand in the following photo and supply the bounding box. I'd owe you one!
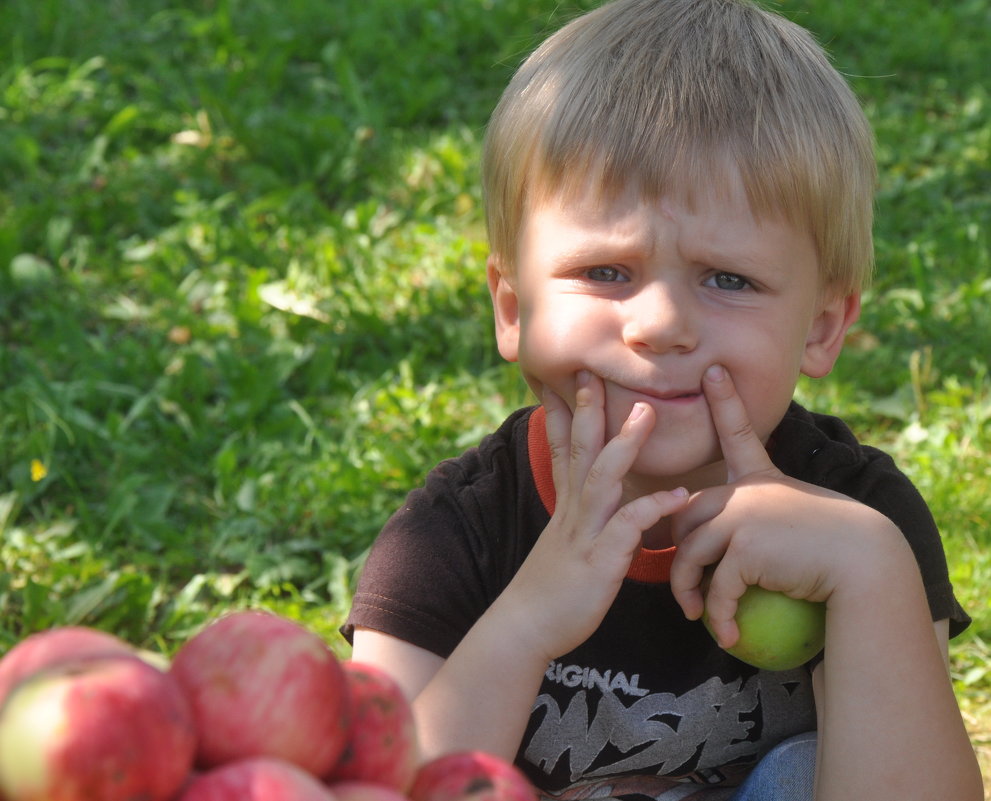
[499,371,690,665]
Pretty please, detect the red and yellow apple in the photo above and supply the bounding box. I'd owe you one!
[410,751,538,801]
[0,626,135,708]
[0,654,196,801]
[177,757,337,801]
[170,610,351,775]
[327,661,418,791]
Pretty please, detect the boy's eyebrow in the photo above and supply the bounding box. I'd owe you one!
[553,233,788,276]
[550,232,654,265]
[547,218,763,265]
[686,244,765,272]
[544,210,657,263]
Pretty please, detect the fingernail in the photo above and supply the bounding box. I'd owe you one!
[705,365,726,382]
[629,402,646,421]
[672,486,689,497]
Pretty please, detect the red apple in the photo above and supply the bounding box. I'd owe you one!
[330,780,412,801]
[0,655,196,801]
[0,626,134,707]
[177,757,337,801]
[409,752,537,801]
[327,661,418,790]
[170,610,350,775]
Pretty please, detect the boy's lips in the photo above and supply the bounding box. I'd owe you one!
[617,382,704,403]
[645,388,702,400]
[581,373,707,407]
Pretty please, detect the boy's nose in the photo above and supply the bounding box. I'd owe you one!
[621,281,699,354]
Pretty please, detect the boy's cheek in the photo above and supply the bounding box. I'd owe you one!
[727,380,797,449]
[517,346,585,408]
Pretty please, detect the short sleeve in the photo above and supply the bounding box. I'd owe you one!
[341,408,546,656]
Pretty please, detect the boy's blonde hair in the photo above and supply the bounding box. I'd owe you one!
[482,0,876,294]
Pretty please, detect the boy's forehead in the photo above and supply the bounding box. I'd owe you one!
[524,159,791,233]
[517,165,820,281]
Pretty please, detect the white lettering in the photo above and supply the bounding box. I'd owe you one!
[561,665,584,688]
[544,661,651,698]
[587,668,612,694]
[525,670,816,783]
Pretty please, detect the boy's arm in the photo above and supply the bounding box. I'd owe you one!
[670,366,983,801]
[350,628,444,703]
[810,617,952,787]
[353,374,690,761]
[375,594,557,760]
[811,561,979,799]
[351,604,551,761]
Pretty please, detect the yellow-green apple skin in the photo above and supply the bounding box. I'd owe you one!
[704,585,827,671]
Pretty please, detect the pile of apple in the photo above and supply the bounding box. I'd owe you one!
[0,610,538,801]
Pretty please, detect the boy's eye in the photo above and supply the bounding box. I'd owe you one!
[585,265,626,282]
[705,272,750,291]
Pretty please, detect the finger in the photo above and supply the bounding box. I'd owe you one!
[567,371,606,490]
[702,365,778,483]
[698,559,750,649]
[575,399,657,532]
[670,526,749,645]
[668,514,733,621]
[668,485,732,547]
[595,487,691,565]
[542,385,575,503]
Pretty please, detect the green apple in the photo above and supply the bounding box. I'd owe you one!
[703,584,826,671]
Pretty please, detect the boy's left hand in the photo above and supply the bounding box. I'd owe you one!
[668,365,898,648]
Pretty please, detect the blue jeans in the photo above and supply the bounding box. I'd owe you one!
[729,731,817,801]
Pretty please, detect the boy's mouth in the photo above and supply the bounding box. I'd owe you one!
[589,374,706,406]
[629,386,703,403]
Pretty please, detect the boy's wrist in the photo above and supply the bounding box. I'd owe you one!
[476,584,556,674]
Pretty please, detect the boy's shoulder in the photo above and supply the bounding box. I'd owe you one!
[429,405,540,490]
[771,401,896,479]
[771,400,934,536]
[409,405,549,537]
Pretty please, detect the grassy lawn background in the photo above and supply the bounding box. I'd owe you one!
[1,0,988,787]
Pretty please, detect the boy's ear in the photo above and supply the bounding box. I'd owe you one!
[800,291,861,378]
[486,254,520,363]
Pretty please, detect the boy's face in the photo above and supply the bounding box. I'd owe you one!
[488,171,859,490]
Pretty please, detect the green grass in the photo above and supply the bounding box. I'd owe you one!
[1,0,989,778]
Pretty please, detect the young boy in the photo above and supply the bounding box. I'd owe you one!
[342,1,983,798]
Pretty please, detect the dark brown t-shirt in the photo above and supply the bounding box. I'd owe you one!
[343,402,969,796]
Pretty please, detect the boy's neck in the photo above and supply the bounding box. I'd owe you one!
[641,517,675,551]
[623,459,728,498]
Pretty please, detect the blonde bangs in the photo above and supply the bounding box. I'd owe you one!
[483,0,876,294]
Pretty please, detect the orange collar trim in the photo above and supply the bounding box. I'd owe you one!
[527,406,676,584]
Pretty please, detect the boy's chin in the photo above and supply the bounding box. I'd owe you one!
[629,440,726,490]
